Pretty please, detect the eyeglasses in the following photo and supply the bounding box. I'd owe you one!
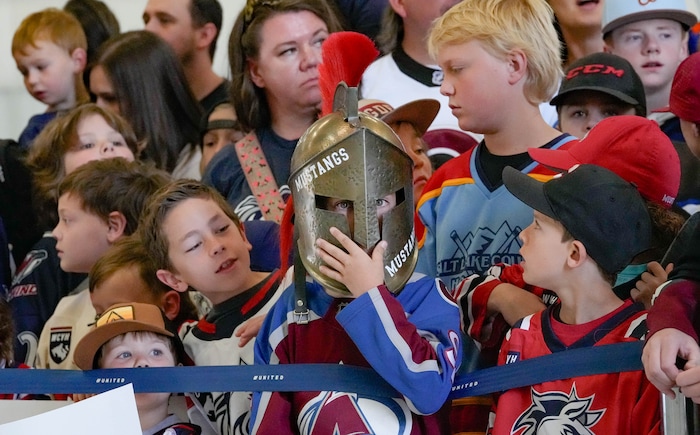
[242,0,282,28]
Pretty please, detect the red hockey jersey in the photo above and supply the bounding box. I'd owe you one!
[488,300,660,435]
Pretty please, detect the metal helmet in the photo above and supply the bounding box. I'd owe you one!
[290,84,417,295]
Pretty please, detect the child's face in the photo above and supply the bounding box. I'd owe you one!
[518,210,571,289]
[162,198,254,304]
[324,193,397,238]
[63,114,135,175]
[607,19,688,97]
[390,122,432,207]
[90,265,160,317]
[100,331,176,368]
[14,40,81,112]
[99,332,174,414]
[89,65,120,115]
[53,193,112,273]
[437,40,510,134]
[558,91,637,138]
[200,105,245,174]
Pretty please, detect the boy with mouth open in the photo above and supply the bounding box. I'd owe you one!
[139,180,285,435]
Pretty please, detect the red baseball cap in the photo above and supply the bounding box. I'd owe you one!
[670,52,700,124]
[528,116,680,208]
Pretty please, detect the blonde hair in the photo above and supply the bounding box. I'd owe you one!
[428,0,562,104]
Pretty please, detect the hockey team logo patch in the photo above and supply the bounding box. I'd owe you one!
[513,385,605,434]
[12,249,48,286]
[439,221,523,289]
[49,327,72,364]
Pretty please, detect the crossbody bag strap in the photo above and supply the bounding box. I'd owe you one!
[233,132,286,223]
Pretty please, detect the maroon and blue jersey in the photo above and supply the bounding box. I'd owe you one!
[250,272,461,434]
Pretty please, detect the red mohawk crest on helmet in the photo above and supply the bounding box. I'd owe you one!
[319,31,379,117]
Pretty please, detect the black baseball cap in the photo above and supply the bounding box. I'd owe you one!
[503,164,651,275]
[550,52,646,116]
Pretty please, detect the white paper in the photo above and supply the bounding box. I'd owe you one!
[0,384,141,435]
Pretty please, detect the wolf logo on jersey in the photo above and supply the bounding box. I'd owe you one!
[512,385,605,435]
[49,327,72,364]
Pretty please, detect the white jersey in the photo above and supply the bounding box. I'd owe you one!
[181,270,286,435]
[36,282,94,370]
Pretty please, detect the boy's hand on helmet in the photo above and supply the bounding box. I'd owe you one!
[316,227,387,297]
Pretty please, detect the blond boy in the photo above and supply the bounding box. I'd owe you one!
[418,0,574,288]
[415,0,576,431]
[12,8,89,148]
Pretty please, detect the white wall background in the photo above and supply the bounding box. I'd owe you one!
[0,0,245,141]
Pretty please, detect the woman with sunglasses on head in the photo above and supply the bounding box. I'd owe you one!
[202,0,343,223]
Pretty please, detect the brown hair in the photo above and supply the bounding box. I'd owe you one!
[57,158,171,236]
[0,298,14,367]
[428,0,562,105]
[92,31,202,172]
[89,235,199,327]
[374,6,402,56]
[139,179,243,271]
[190,0,224,60]
[229,0,344,132]
[639,201,687,264]
[26,104,140,229]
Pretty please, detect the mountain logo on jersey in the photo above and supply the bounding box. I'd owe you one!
[49,327,72,364]
[298,391,412,435]
[438,221,523,288]
[512,385,605,434]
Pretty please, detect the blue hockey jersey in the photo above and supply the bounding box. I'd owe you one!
[416,135,575,290]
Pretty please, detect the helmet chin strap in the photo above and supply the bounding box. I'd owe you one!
[293,236,310,325]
